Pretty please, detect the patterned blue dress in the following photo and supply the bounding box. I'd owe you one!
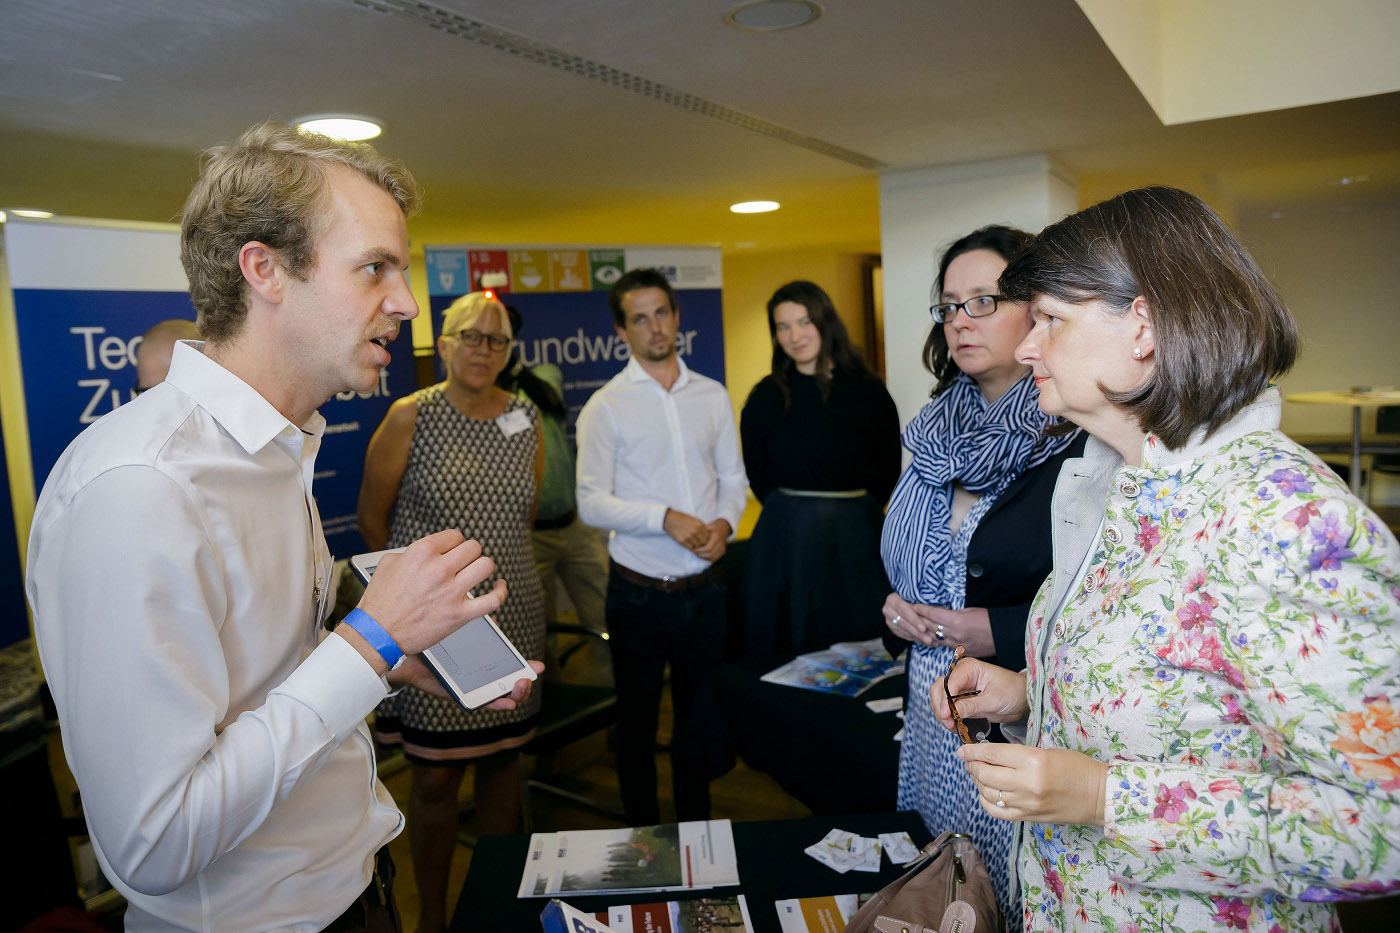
[897,483,1019,929]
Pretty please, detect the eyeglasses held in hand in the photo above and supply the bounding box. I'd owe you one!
[944,644,990,744]
[929,294,1004,324]
[455,329,511,352]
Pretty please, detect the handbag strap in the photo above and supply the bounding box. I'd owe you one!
[880,832,969,899]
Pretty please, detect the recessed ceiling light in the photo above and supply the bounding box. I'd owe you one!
[730,200,781,214]
[1331,174,1370,187]
[293,115,384,142]
[724,1,822,32]
[10,208,54,219]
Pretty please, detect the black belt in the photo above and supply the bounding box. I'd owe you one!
[533,509,576,531]
[610,559,724,593]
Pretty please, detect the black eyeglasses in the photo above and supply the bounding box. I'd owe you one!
[929,294,1004,324]
[454,329,511,352]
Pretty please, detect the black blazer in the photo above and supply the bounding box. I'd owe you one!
[884,431,1088,672]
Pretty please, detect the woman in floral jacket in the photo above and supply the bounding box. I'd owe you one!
[932,186,1400,932]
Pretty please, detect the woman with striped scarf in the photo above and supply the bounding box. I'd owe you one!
[880,225,1082,929]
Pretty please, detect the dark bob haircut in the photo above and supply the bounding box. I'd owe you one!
[999,186,1297,450]
[608,267,677,328]
[923,225,1034,397]
[764,280,872,406]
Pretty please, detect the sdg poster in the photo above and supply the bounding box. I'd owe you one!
[423,245,725,436]
[0,218,415,616]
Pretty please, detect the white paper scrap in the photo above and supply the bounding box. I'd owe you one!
[864,696,904,714]
[851,836,882,872]
[879,831,921,865]
[804,828,861,873]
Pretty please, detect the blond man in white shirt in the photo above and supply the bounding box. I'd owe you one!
[26,122,536,932]
[576,268,747,825]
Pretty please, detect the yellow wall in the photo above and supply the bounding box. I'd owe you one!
[720,247,875,422]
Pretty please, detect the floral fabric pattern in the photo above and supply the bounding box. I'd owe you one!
[1017,399,1400,932]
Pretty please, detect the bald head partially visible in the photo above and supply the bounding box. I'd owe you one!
[136,318,203,391]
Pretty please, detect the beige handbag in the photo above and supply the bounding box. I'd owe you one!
[844,832,1002,933]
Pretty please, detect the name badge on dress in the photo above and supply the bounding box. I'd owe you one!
[496,409,532,438]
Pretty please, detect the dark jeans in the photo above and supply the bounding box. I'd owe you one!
[607,569,730,825]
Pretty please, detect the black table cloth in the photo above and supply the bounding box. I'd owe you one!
[714,661,906,814]
[452,810,930,932]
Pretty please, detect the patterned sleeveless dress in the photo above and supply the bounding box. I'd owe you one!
[372,385,546,761]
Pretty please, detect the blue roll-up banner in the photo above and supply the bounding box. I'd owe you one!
[422,245,725,438]
[0,218,415,646]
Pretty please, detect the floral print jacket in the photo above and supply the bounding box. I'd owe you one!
[1015,390,1400,932]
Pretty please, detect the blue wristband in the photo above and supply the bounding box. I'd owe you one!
[343,608,404,671]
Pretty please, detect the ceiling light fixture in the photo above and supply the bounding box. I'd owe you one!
[1330,174,1370,187]
[293,114,384,141]
[730,200,781,214]
[724,0,822,32]
[9,208,54,219]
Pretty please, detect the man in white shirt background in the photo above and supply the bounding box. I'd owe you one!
[26,122,537,932]
[575,268,747,825]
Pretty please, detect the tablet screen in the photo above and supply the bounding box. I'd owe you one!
[432,617,525,691]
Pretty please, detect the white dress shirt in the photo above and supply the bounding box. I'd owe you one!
[27,342,400,931]
[576,356,747,579]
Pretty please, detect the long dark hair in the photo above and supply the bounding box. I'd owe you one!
[923,225,1034,397]
[765,280,871,405]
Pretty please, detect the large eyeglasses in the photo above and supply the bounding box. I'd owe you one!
[929,294,1004,324]
[455,329,511,352]
[944,645,990,744]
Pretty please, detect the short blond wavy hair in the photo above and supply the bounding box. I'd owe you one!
[179,121,421,342]
[441,291,513,338]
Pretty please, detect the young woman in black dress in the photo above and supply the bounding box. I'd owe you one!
[739,280,901,665]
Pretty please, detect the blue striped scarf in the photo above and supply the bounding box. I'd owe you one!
[881,372,1072,605]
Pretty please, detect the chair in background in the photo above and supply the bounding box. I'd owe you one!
[518,622,623,832]
[1372,406,1400,489]
[457,621,622,844]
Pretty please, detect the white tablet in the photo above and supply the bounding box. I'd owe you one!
[349,547,537,710]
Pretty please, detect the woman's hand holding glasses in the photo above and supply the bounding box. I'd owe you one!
[930,649,1028,733]
[932,648,1108,827]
